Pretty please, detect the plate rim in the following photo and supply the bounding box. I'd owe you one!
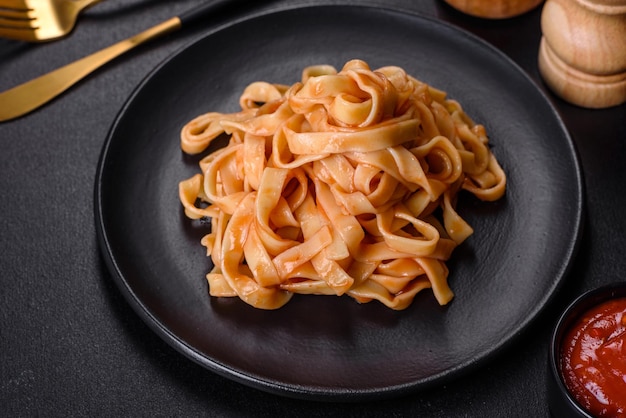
[94,3,585,401]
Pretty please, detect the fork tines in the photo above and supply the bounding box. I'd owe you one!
[0,2,36,32]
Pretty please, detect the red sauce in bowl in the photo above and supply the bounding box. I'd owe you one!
[560,297,626,417]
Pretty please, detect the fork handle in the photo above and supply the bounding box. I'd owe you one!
[0,0,251,122]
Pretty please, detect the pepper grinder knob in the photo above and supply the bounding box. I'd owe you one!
[538,0,626,108]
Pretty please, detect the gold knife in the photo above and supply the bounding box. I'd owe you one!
[0,0,246,122]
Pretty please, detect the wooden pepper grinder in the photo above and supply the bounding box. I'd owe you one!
[538,0,626,108]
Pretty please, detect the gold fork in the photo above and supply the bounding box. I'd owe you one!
[0,0,249,122]
[0,0,103,42]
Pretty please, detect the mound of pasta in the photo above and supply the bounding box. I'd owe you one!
[179,59,506,310]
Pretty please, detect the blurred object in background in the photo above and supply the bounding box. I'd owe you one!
[442,0,545,18]
[538,0,626,108]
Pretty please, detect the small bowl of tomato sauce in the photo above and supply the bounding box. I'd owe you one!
[548,282,626,417]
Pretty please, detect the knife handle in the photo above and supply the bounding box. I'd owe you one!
[179,0,249,26]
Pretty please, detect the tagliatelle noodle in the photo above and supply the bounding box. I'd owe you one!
[179,59,506,310]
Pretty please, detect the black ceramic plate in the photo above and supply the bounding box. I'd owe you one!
[95,5,583,401]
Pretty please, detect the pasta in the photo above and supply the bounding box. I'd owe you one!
[178,59,506,310]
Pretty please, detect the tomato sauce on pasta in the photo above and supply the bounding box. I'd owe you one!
[179,59,506,310]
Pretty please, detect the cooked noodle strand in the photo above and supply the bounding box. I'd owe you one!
[179,59,506,310]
